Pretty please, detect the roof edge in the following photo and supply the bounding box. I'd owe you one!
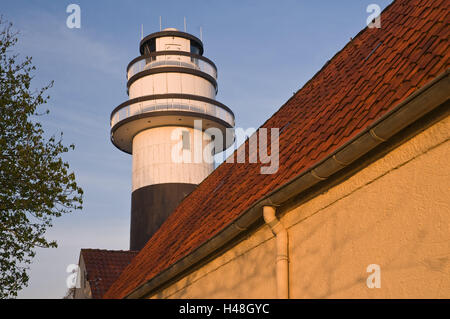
[122,69,449,299]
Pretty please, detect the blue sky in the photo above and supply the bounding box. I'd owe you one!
[1,0,392,298]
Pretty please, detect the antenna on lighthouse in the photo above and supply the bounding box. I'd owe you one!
[159,16,162,31]
[200,26,203,41]
[141,24,143,40]
[184,17,186,32]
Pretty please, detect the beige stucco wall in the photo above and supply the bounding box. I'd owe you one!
[151,115,450,299]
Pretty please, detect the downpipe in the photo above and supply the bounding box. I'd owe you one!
[263,206,289,299]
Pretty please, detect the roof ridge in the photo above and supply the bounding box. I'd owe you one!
[81,248,139,253]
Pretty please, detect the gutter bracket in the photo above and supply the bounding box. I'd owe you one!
[369,128,387,142]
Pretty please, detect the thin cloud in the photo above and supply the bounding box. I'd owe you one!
[14,9,126,78]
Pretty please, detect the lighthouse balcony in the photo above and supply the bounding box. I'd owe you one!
[127,51,217,81]
[111,95,233,128]
[110,94,235,154]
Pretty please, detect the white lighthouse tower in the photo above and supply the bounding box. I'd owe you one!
[110,28,235,250]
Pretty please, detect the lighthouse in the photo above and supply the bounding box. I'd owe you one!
[110,28,235,250]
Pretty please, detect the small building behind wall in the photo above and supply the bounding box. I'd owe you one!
[74,249,138,299]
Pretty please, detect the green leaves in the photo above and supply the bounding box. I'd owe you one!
[0,18,83,298]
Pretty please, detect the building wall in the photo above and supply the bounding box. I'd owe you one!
[151,115,450,299]
[74,255,92,299]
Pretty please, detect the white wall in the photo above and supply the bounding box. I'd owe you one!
[129,73,215,99]
[132,126,214,190]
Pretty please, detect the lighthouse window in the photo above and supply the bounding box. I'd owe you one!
[143,39,156,54]
[190,42,201,55]
[182,131,190,150]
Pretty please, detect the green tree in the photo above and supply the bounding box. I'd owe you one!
[0,18,83,298]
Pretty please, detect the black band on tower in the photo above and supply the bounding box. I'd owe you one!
[130,183,197,251]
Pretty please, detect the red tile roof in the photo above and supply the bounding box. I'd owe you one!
[104,0,450,298]
[80,249,138,299]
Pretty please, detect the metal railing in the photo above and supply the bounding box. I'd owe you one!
[111,98,234,128]
[127,52,217,80]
